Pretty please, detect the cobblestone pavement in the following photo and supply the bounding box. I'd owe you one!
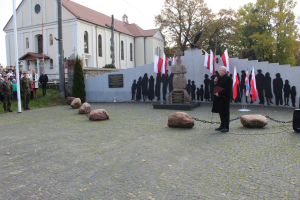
[0,103,299,200]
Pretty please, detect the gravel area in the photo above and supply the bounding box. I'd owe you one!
[0,103,299,199]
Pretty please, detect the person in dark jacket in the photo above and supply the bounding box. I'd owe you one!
[212,66,232,133]
[39,70,48,96]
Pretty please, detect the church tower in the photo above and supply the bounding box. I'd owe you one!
[122,14,129,24]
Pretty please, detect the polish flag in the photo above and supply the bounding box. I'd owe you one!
[162,53,167,77]
[232,66,239,100]
[250,66,257,101]
[221,49,229,73]
[204,50,209,69]
[154,54,163,75]
[209,50,215,75]
[245,68,250,97]
[172,55,177,66]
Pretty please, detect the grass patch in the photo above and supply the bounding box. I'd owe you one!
[0,88,66,114]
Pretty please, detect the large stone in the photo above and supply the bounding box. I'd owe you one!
[67,97,75,105]
[89,109,109,121]
[78,103,91,114]
[240,115,268,128]
[168,112,194,128]
[71,98,81,109]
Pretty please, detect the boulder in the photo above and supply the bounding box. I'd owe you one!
[89,109,109,121]
[67,97,75,105]
[240,115,268,128]
[168,112,194,128]
[78,103,91,114]
[71,98,81,109]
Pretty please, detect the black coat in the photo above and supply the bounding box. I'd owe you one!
[39,74,48,84]
[212,74,232,114]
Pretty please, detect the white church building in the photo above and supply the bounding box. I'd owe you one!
[3,0,164,76]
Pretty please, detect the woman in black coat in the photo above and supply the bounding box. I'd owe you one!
[212,66,232,132]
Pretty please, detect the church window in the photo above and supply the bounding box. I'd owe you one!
[50,59,53,69]
[34,4,41,14]
[98,34,102,57]
[130,43,133,61]
[26,38,29,49]
[84,31,89,53]
[121,41,124,60]
[49,34,53,46]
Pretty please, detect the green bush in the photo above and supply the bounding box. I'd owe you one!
[103,64,116,69]
[72,56,86,102]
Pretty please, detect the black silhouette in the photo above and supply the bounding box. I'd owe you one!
[155,73,162,101]
[186,79,191,96]
[136,77,142,101]
[131,80,137,100]
[182,31,202,49]
[264,72,273,105]
[204,74,210,102]
[162,72,169,101]
[234,73,241,103]
[240,70,248,103]
[210,75,216,102]
[273,73,283,106]
[168,73,174,93]
[148,76,155,101]
[284,79,291,106]
[200,85,204,101]
[229,74,233,103]
[196,88,200,101]
[191,81,196,101]
[291,86,296,107]
[142,73,149,101]
[256,69,265,105]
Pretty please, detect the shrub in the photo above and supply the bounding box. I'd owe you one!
[72,56,86,102]
[103,64,116,69]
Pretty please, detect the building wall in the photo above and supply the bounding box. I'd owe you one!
[135,37,145,67]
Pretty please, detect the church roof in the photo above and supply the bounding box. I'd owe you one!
[19,52,50,60]
[4,0,160,38]
[62,0,159,37]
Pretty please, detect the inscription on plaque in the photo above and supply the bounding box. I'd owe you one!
[172,91,184,103]
[109,74,123,88]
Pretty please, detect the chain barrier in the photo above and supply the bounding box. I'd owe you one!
[192,116,292,124]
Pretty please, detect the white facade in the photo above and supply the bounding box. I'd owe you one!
[3,0,164,79]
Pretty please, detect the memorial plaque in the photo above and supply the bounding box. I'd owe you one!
[172,90,184,103]
[109,74,123,88]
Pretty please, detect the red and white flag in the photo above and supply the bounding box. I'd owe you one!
[162,53,168,77]
[245,68,250,97]
[221,49,229,73]
[204,50,209,69]
[209,50,215,75]
[250,66,257,101]
[232,66,239,100]
[154,54,163,75]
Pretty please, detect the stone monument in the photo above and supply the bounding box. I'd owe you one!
[168,49,191,104]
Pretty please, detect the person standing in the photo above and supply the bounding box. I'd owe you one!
[20,70,31,110]
[39,70,48,96]
[0,74,13,112]
[212,66,232,133]
[31,70,39,98]
[11,79,17,101]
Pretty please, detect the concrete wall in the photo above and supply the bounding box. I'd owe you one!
[85,49,300,108]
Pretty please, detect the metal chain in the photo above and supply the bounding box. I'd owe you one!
[193,116,292,124]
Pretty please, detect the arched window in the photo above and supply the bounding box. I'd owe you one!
[50,59,53,69]
[121,41,124,60]
[130,43,133,61]
[49,34,53,45]
[26,38,29,49]
[84,31,88,53]
[98,34,102,57]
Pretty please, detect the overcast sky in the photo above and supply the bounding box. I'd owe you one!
[0,0,299,66]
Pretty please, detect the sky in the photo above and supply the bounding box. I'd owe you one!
[0,0,299,66]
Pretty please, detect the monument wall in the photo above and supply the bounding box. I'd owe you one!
[85,49,299,108]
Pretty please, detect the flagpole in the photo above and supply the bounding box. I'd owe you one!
[12,0,22,113]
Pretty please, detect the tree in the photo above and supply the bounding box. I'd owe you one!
[72,56,86,102]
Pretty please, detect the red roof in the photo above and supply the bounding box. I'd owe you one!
[19,52,50,60]
[4,0,160,38]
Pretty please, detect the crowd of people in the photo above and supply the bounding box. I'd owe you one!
[0,66,48,112]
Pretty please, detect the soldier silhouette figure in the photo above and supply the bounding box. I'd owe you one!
[204,74,210,102]
[148,76,155,101]
[136,77,142,101]
[264,72,273,105]
[283,79,291,106]
[191,81,196,101]
[131,80,137,100]
[273,73,283,106]
[291,86,296,107]
[142,73,149,101]
[256,69,265,105]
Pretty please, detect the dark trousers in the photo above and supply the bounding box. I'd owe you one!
[2,95,11,110]
[13,91,17,100]
[42,84,47,96]
[219,113,230,129]
[23,92,30,109]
